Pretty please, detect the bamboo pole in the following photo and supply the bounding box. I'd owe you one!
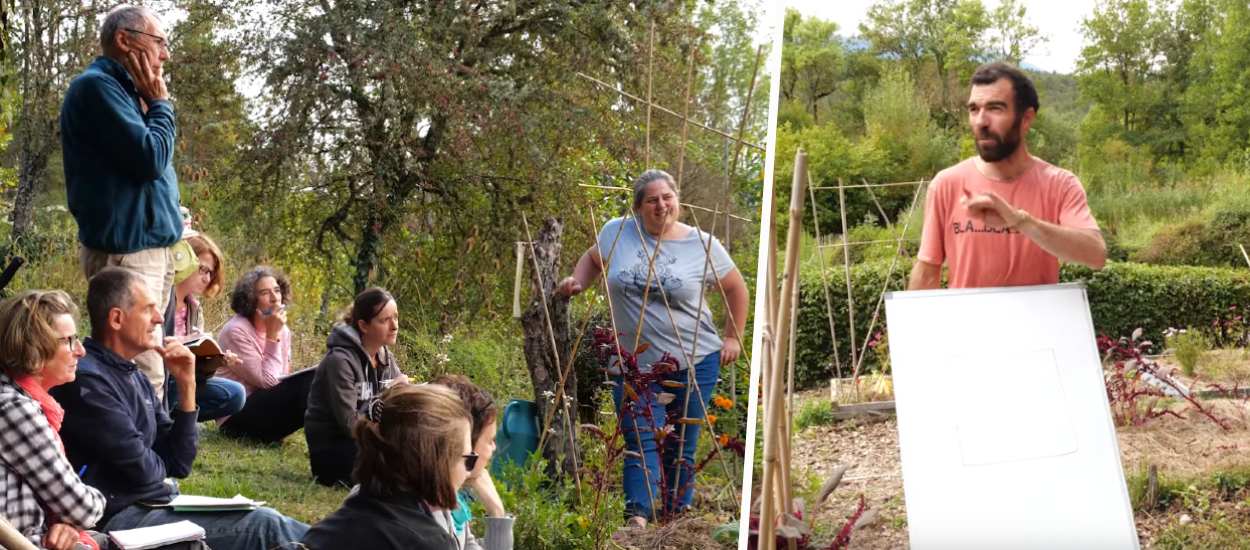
[759,149,807,549]
[836,179,858,384]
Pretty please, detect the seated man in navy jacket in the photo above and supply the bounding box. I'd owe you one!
[53,267,308,550]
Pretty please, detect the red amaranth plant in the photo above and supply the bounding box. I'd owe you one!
[585,326,739,521]
[1099,331,1230,431]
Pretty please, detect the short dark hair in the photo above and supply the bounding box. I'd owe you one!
[229,266,291,317]
[434,374,498,444]
[343,287,394,330]
[87,267,142,339]
[970,62,1039,115]
[631,169,677,210]
[353,383,470,507]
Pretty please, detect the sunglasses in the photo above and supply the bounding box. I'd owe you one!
[463,452,480,471]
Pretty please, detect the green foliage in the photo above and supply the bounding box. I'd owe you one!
[793,398,834,431]
[1167,328,1210,376]
[794,259,909,389]
[790,259,1250,390]
[1131,199,1250,267]
[1065,262,1250,349]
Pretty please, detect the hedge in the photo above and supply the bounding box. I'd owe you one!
[792,259,1250,390]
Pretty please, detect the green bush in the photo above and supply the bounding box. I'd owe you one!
[793,398,834,431]
[792,260,1250,390]
[1166,328,1210,377]
[1131,202,1250,267]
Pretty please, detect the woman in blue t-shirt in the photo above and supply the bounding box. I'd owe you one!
[556,169,749,527]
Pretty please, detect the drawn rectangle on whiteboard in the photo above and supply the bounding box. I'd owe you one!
[885,283,1139,549]
[951,347,1077,465]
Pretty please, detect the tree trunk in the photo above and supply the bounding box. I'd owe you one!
[352,208,383,295]
[519,217,579,479]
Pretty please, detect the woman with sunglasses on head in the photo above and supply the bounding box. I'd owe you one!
[435,374,514,550]
[164,230,246,422]
[0,290,107,550]
[305,287,408,486]
[301,383,476,549]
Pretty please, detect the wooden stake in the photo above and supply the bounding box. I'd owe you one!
[760,149,807,549]
[836,178,858,394]
[512,241,525,319]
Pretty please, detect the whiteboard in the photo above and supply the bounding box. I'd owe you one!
[884,283,1139,549]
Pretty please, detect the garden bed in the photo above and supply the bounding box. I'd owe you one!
[788,377,1250,548]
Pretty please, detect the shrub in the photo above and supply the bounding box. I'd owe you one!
[1131,201,1250,267]
[1166,328,1210,377]
[792,260,1250,391]
[793,399,834,432]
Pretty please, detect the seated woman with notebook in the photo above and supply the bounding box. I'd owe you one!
[164,231,246,422]
[216,266,314,442]
[0,290,106,549]
[305,287,408,486]
[301,383,474,549]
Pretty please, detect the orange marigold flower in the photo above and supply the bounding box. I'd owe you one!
[711,395,734,410]
[718,434,730,447]
[706,414,718,424]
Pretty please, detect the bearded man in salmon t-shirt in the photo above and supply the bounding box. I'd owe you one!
[908,62,1108,290]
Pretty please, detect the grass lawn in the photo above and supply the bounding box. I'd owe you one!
[177,424,345,524]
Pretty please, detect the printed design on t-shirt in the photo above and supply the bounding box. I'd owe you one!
[951,218,1020,235]
[616,246,684,298]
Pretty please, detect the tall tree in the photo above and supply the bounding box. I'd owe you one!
[1075,0,1163,136]
[986,0,1043,65]
[860,0,989,127]
[781,8,842,124]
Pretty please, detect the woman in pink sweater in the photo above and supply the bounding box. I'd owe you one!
[216,266,314,442]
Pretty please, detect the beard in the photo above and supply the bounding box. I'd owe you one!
[974,114,1024,162]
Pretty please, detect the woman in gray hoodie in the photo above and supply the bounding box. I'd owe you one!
[304,287,409,486]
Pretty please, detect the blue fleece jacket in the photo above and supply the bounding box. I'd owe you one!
[51,338,198,522]
[60,56,181,254]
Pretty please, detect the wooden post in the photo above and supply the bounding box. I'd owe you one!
[760,149,807,549]
[513,242,525,319]
[519,217,580,481]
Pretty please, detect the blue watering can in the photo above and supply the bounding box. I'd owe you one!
[491,399,539,477]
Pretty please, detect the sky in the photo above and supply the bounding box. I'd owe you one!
[783,0,1098,74]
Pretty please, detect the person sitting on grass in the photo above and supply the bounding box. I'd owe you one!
[216,266,314,442]
[305,287,407,486]
[52,267,308,550]
[165,230,246,422]
[0,290,106,550]
[434,374,514,550]
[301,383,474,549]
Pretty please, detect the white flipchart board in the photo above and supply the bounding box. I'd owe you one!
[884,283,1139,549]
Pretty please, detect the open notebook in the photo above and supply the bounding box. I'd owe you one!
[152,494,267,512]
[108,520,205,550]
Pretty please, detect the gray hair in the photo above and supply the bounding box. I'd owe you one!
[100,4,156,55]
[631,169,677,210]
[87,267,142,339]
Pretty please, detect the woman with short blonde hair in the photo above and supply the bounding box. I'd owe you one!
[0,290,106,550]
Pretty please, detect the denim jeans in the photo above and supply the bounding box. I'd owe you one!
[611,351,720,520]
[166,377,246,422]
[104,503,308,550]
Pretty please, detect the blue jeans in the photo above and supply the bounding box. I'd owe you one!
[612,351,720,520]
[166,377,247,422]
[104,504,308,550]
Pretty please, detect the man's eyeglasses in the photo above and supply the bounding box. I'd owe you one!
[59,335,81,350]
[124,28,170,52]
[463,452,480,471]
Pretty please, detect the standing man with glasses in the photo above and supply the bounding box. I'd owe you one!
[60,4,180,401]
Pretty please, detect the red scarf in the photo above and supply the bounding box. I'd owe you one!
[12,374,65,455]
[11,374,98,550]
